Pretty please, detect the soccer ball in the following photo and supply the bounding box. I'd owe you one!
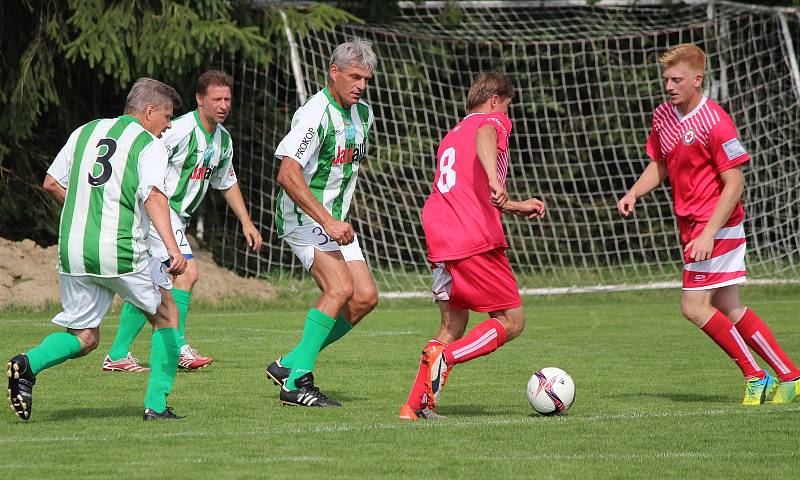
[527,367,575,415]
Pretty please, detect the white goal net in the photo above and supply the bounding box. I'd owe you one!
[211,0,800,292]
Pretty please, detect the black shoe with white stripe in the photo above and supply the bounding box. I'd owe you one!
[279,372,341,407]
[143,406,184,421]
[7,354,36,421]
[265,357,290,387]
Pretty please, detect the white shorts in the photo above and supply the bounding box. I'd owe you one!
[283,223,366,271]
[148,209,193,262]
[52,256,172,330]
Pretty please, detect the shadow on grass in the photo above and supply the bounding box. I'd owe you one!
[45,405,140,421]
[612,391,730,403]
[438,404,520,416]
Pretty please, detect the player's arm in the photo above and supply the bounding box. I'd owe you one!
[43,174,67,204]
[501,197,546,219]
[221,183,262,252]
[476,125,508,208]
[276,156,354,245]
[684,166,744,261]
[617,161,668,217]
[144,187,187,275]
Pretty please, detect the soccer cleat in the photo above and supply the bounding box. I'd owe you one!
[7,354,36,421]
[770,378,800,404]
[178,346,213,370]
[742,372,776,406]
[399,404,446,421]
[422,344,452,410]
[102,353,150,372]
[280,373,341,407]
[265,357,290,387]
[143,406,184,421]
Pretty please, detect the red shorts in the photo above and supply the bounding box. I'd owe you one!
[678,217,747,290]
[432,248,522,312]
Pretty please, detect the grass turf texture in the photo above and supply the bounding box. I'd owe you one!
[2,285,799,478]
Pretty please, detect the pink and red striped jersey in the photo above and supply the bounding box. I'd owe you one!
[422,112,512,262]
[645,97,750,224]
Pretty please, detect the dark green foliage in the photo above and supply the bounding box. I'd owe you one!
[0,0,353,244]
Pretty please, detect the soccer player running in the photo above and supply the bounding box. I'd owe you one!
[265,39,378,407]
[102,70,263,373]
[8,78,189,421]
[617,44,800,405]
[400,72,546,420]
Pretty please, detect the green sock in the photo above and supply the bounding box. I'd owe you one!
[282,314,353,369]
[26,332,82,375]
[320,314,353,351]
[172,289,192,348]
[108,302,148,361]
[284,308,336,390]
[144,327,180,413]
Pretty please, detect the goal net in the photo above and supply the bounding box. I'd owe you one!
[211,0,800,292]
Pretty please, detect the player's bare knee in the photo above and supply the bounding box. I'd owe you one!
[680,302,708,326]
[185,266,200,287]
[72,330,99,356]
[353,289,378,316]
[326,282,355,306]
[504,318,525,341]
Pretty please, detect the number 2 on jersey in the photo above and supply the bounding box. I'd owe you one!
[436,146,456,193]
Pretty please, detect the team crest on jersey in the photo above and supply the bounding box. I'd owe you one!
[683,128,695,145]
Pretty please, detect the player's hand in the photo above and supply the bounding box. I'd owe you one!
[520,198,546,219]
[323,219,355,246]
[684,231,715,261]
[617,193,637,217]
[489,181,508,209]
[242,222,263,252]
[166,250,188,275]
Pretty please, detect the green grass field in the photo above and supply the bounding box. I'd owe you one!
[2,285,799,479]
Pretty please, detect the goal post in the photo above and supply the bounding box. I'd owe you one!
[211,0,800,293]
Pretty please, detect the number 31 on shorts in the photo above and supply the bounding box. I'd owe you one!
[436,147,456,193]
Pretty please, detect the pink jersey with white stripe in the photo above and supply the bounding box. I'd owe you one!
[422,112,512,262]
[646,98,750,224]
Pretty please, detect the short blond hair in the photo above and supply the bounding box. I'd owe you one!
[466,71,515,112]
[659,43,705,73]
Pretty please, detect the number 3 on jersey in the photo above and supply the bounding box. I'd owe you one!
[436,146,456,193]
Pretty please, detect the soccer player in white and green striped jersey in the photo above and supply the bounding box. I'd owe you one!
[103,71,263,373]
[7,78,189,421]
[264,39,379,407]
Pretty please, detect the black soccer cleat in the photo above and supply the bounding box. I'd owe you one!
[279,372,341,407]
[265,357,290,387]
[7,354,36,421]
[143,406,184,421]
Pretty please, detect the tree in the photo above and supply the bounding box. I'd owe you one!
[0,0,356,243]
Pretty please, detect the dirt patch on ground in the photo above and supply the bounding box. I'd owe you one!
[0,237,275,309]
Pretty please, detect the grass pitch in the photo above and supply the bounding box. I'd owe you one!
[2,285,799,479]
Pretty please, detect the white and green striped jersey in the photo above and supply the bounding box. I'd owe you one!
[162,110,236,221]
[47,115,169,277]
[274,87,374,236]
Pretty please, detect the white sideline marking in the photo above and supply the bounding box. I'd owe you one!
[2,406,798,444]
[382,279,800,299]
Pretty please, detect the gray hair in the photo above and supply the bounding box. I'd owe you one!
[124,78,182,114]
[330,38,378,73]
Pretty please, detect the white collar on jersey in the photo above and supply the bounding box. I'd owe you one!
[672,96,707,123]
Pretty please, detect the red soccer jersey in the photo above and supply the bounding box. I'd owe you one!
[645,97,750,224]
[422,112,512,262]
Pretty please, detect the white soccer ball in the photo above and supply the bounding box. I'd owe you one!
[527,367,575,415]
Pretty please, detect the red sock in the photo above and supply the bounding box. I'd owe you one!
[701,310,764,378]
[444,318,507,366]
[735,308,800,382]
[404,339,443,410]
